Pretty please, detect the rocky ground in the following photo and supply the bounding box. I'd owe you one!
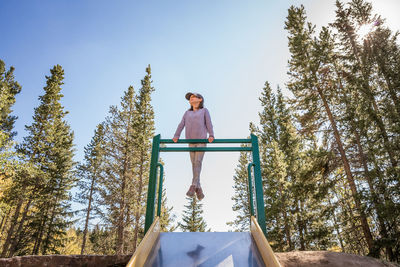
[275,251,399,267]
[0,254,131,267]
[0,251,398,267]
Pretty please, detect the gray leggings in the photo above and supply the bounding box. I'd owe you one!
[189,143,206,188]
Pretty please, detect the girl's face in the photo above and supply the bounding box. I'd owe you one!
[189,95,202,108]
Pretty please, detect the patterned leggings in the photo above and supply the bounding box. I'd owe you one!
[189,143,206,188]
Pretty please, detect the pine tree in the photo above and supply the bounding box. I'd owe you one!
[100,86,137,255]
[0,59,24,254]
[333,0,398,170]
[179,197,209,232]
[76,123,106,254]
[0,59,21,142]
[285,5,375,255]
[88,224,116,255]
[131,65,156,251]
[227,149,252,232]
[331,0,399,259]
[255,83,334,251]
[98,65,159,254]
[159,185,177,232]
[7,65,75,256]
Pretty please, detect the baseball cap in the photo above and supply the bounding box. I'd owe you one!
[185,92,203,100]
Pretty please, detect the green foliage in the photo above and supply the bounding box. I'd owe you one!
[92,65,174,254]
[2,65,76,256]
[0,59,21,141]
[231,3,400,262]
[227,149,252,232]
[179,197,210,232]
[76,123,106,254]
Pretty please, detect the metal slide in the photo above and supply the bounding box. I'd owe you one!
[126,136,282,266]
[144,232,265,267]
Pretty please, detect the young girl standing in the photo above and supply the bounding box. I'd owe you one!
[173,92,214,200]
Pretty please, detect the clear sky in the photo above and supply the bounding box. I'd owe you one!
[1,0,399,231]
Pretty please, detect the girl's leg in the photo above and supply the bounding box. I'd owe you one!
[189,143,206,188]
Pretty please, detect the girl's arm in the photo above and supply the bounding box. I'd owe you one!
[173,112,186,141]
[205,108,214,138]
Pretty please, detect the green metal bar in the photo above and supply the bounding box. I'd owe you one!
[156,163,164,217]
[144,134,161,234]
[160,138,251,144]
[251,134,267,237]
[160,147,252,152]
[247,163,255,217]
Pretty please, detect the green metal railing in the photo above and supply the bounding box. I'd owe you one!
[247,163,256,217]
[144,134,267,237]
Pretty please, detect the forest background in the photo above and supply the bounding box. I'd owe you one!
[1,0,400,263]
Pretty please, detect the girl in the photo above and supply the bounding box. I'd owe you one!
[173,92,214,200]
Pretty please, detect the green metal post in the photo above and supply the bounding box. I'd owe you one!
[156,163,164,217]
[247,163,255,217]
[144,134,161,234]
[251,134,267,236]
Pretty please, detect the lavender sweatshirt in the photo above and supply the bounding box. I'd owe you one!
[173,108,214,139]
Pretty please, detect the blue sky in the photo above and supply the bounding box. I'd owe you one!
[1,0,399,231]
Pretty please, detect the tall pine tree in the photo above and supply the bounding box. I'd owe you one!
[179,197,209,232]
[76,123,106,254]
[4,65,75,256]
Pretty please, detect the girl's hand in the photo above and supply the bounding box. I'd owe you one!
[208,137,214,143]
[173,137,178,143]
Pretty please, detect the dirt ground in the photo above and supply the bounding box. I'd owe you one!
[275,251,399,267]
[0,251,398,266]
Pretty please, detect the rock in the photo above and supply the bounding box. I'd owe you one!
[0,254,131,267]
[275,251,398,267]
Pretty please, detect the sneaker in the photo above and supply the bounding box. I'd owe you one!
[196,187,205,201]
[186,185,196,197]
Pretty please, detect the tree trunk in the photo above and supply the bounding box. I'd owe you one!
[328,197,345,253]
[42,189,60,255]
[0,207,11,235]
[116,174,126,255]
[279,182,292,250]
[346,30,397,169]
[375,56,400,118]
[32,203,50,255]
[369,97,397,168]
[353,129,394,260]
[7,198,33,257]
[81,175,96,255]
[133,156,144,252]
[317,86,375,255]
[1,198,23,257]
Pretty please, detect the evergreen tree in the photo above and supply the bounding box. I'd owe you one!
[0,59,21,142]
[227,149,252,232]
[76,123,106,254]
[131,65,156,251]
[332,1,400,259]
[158,185,177,232]
[0,59,25,255]
[98,65,161,254]
[7,65,75,256]
[100,86,137,255]
[256,83,333,251]
[88,225,116,255]
[285,5,375,255]
[156,163,177,232]
[179,197,209,232]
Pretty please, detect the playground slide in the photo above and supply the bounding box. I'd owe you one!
[126,216,281,267]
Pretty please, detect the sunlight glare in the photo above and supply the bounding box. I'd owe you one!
[356,23,375,43]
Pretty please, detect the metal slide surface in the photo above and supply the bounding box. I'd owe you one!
[144,232,265,267]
